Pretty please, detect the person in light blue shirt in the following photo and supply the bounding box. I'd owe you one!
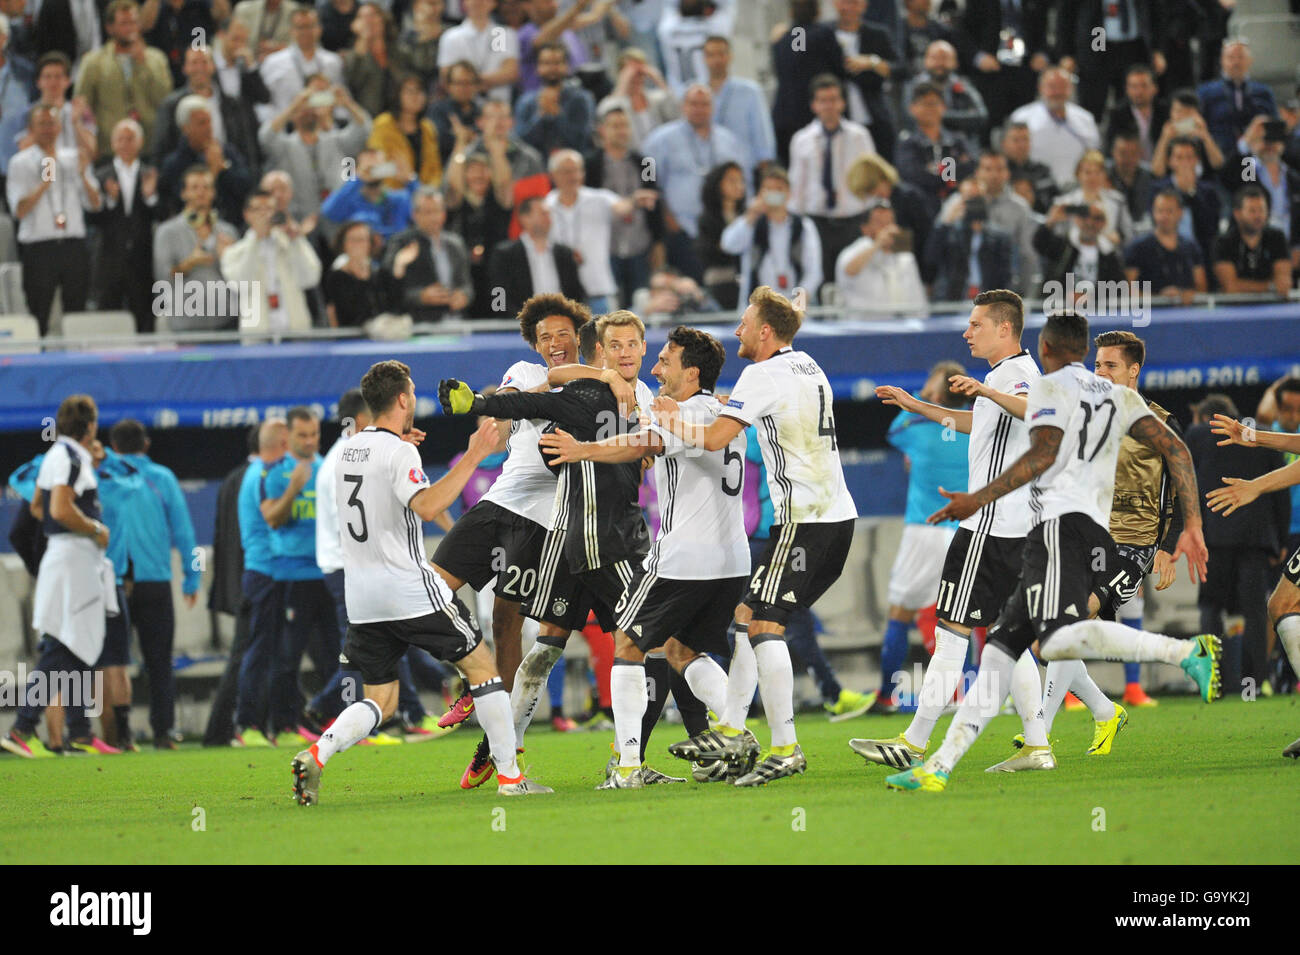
[106,419,199,747]
[703,36,775,166]
[258,406,339,741]
[879,362,971,705]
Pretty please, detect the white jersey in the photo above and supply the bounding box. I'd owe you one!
[336,426,459,624]
[481,360,557,528]
[1025,362,1155,530]
[316,435,345,574]
[961,349,1040,538]
[645,391,750,580]
[721,348,857,525]
[657,1,734,94]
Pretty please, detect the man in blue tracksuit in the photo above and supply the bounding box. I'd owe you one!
[108,420,201,748]
[259,406,339,742]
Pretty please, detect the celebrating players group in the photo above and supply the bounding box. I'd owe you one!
[291,285,1300,803]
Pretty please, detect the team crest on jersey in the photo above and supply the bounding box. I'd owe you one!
[1031,408,1056,420]
[552,598,568,617]
[409,467,425,484]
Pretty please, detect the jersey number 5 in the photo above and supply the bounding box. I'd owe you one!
[721,446,742,496]
[343,474,368,542]
[818,385,838,450]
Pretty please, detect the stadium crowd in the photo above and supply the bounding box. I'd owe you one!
[0,0,1293,339]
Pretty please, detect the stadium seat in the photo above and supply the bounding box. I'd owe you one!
[60,311,138,341]
[0,314,40,353]
[0,262,26,314]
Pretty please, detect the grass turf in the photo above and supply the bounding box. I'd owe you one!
[1,695,1296,864]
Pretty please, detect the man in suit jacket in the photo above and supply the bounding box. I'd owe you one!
[1033,200,1127,292]
[382,188,473,323]
[158,93,252,223]
[483,195,585,319]
[33,0,105,65]
[1197,40,1278,159]
[924,208,1015,301]
[824,0,898,161]
[1057,0,1167,122]
[1104,63,1170,161]
[88,117,160,330]
[154,45,260,170]
[770,0,845,167]
[958,0,1051,129]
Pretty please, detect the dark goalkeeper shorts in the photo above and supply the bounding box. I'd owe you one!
[743,520,854,626]
[523,533,639,634]
[935,527,1025,628]
[342,598,481,686]
[615,573,747,654]
[1284,542,1300,590]
[430,500,547,603]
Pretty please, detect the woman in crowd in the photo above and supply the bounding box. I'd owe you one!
[323,221,392,329]
[368,73,443,190]
[696,161,747,310]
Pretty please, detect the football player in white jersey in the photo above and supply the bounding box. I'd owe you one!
[539,326,750,789]
[649,286,858,785]
[291,360,553,804]
[887,311,1217,793]
[853,290,1053,772]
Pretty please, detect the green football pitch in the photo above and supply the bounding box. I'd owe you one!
[2,696,1296,865]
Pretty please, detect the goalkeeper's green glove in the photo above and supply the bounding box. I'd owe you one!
[438,379,484,415]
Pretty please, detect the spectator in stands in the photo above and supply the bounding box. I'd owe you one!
[895,81,974,220]
[1054,149,1135,248]
[514,41,595,156]
[258,6,342,123]
[721,165,821,307]
[1104,63,1168,162]
[468,98,544,181]
[437,0,519,104]
[1282,93,1300,172]
[1186,393,1290,700]
[516,0,605,95]
[319,0,359,52]
[770,0,844,167]
[1197,39,1278,160]
[1213,184,1293,297]
[702,34,774,168]
[925,186,1015,302]
[1057,0,1167,122]
[1107,130,1157,232]
[89,118,159,331]
[1,50,84,182]
[445,144,512,317]
[320,147,416,239]
[545,148,655,312]
[1152,135,1220,268]
[586,104,662,311]
[696,159,745,309]
[258,168,319,256]
[844,152,935,280]
[106,418,198,747]
[936,151,1037,294]
[1222,114,1300,248]
[642,82,749,280]
[212,17,271,114]
[158,95,252,223]
[904,40,986,143]
[74,0,173,158]
[343,2,398,120]
[152,166,238,331]
[598,47,676,150]
[642,267,720,317]
[221,188,323,335]
[1151,88,1225,179]
[154,45,259,173]
[393,0,446,90]
[486,194,585,317]
[999,119,1056,213]
[323,220,389,328]
[658,0,732,95]
[381,187,471,322]
[787,74,873,292]
[430,60,483,165]
[260,78,371,222]
[1122,188,1207,302]
[8,104,100,334]
[141,0,217,88]
[1009,67,1101,189]
[32,0,102,65]
[825,0,896,160]
[897,0,957,80]
[835,199,927,318]
[1034,200,1126,295]
[231,0,292,62]
[368,73,441,189]
[958,0,1050,129]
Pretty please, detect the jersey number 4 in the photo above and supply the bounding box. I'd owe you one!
[818,385,838,450]
[343,474,368,542]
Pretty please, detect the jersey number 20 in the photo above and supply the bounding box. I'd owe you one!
[343,474,368,542]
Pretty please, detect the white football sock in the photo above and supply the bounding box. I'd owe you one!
[682,655,729,717]
[1042,619,1188,665]
[471,681,519,778]
[313,699,380,765]
[1042,659,1083,735]
[753,638,797,748]
[929,644,1017,776]
[721,626,757,731]
[1011,650,1048,747]
[1277,615,1300,673]
[1069,661,1116,723]
[904,625,968,750]
[510,639,564,743]
[611,659,648,768]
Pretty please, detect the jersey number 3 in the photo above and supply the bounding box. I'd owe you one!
[343,474,368,542]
